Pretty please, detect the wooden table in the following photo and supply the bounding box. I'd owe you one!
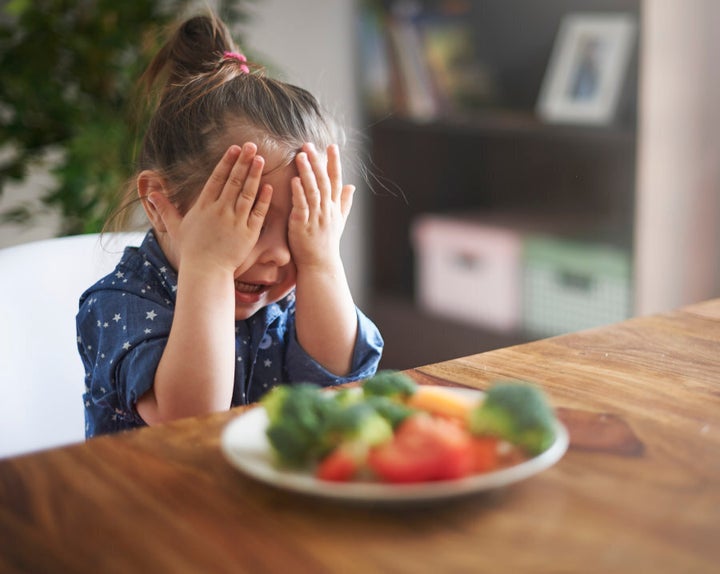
[1,300,719,573]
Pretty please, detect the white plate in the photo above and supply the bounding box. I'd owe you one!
[220,386,569,503]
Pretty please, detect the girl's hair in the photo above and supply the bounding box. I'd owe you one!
[109,12,340,229]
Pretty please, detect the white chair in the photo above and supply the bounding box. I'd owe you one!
[0,231,146,458]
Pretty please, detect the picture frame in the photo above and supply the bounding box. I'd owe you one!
[537,13,636,126]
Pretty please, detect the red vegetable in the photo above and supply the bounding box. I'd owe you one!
[316,444,365,482]
[367,414,474,483]
[470,436,500,472]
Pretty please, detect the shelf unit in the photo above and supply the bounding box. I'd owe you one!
[362,0,641,370]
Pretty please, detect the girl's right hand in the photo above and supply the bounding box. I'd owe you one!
[137,143,272,424]
[148,143,273,275]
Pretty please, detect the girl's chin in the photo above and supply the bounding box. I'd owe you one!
[233,284,294,320]
[234,291,264,320]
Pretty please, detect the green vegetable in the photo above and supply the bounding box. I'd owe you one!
[469,381,556,455]
[365,395,417,429]
[261,384,394,468]
[330,386,361,407]
[362,370,418,400]
[262,384,341,468]
[323,402,393,450]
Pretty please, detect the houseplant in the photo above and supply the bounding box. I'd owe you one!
[0,0,249,235]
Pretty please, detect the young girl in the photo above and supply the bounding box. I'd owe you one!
[76,14,383,437]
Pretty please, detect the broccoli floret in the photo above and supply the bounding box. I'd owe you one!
[261,384,294,423]
[362,370,418,400]
[261,384,395,468]
[469,381,556,455]
[262,384,341,467]
[331,386,362,407]
[365,395,417,429]
[323,402,393,449]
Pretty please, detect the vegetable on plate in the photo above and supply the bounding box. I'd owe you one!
[261,371,559,484]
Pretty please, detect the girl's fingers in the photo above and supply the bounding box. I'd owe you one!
[199,145,244,204]
[340,185,355,220]
[219,143,260,205]
[290,176,310,224]
[303,143,332,202]
[232,154,264,213]
[296,152,321,210]
[327,144,343,202]
[247,184,273,229]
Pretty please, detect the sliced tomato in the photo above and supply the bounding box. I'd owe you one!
[316,445,362,482]
[367,414,473,483]
[470,436,499,472]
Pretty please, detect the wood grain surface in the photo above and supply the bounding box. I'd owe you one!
[1,300,719,573]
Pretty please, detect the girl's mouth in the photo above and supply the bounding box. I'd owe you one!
[234,280,266,294]
[234,281,267,306]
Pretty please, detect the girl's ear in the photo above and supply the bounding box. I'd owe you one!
[137,170,169,232]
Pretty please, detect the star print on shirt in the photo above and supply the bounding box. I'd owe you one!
[146,309,157,321]
[113,314,121,322]
[263,359,272,367]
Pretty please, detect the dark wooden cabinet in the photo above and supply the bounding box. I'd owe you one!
[363,1,641,370]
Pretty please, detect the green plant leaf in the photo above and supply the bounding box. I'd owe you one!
[0,0,251,236]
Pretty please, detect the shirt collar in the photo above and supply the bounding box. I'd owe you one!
[137,229,179,297]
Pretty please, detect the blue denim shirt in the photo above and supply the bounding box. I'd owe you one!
[76,230,383,438]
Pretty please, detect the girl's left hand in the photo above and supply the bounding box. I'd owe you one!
[288,143,355,271]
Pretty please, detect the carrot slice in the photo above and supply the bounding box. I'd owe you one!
[407,386,478,424]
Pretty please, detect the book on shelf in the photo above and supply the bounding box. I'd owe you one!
[385,10,440,120]
[357,5,393,117]
[420,14,497,113]
[359,0,497,121]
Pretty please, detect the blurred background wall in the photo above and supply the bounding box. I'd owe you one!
[635,0,720,315]
[1,0,719,323]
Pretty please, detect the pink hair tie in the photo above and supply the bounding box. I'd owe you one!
[223,51,250,74]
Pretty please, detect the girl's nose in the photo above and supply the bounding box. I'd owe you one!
[257,228,292,267]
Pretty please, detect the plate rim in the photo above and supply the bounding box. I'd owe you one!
[220,386,569,502]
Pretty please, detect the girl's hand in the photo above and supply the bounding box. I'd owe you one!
[289,143,358,376]
[288,143,355,271]
[137,143,272,425]
[148,143,272,275]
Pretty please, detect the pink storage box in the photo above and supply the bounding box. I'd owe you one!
[411,215,522,331]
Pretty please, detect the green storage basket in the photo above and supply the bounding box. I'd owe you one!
[523,236,632,337]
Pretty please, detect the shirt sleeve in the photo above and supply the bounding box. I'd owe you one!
[284,307,384,385]
[77,289,172,423]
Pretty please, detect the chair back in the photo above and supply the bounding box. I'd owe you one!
[0,232,146,458]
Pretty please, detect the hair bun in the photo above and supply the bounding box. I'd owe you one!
[171,14,236,78]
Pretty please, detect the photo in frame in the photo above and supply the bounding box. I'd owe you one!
[537,13,636,125]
